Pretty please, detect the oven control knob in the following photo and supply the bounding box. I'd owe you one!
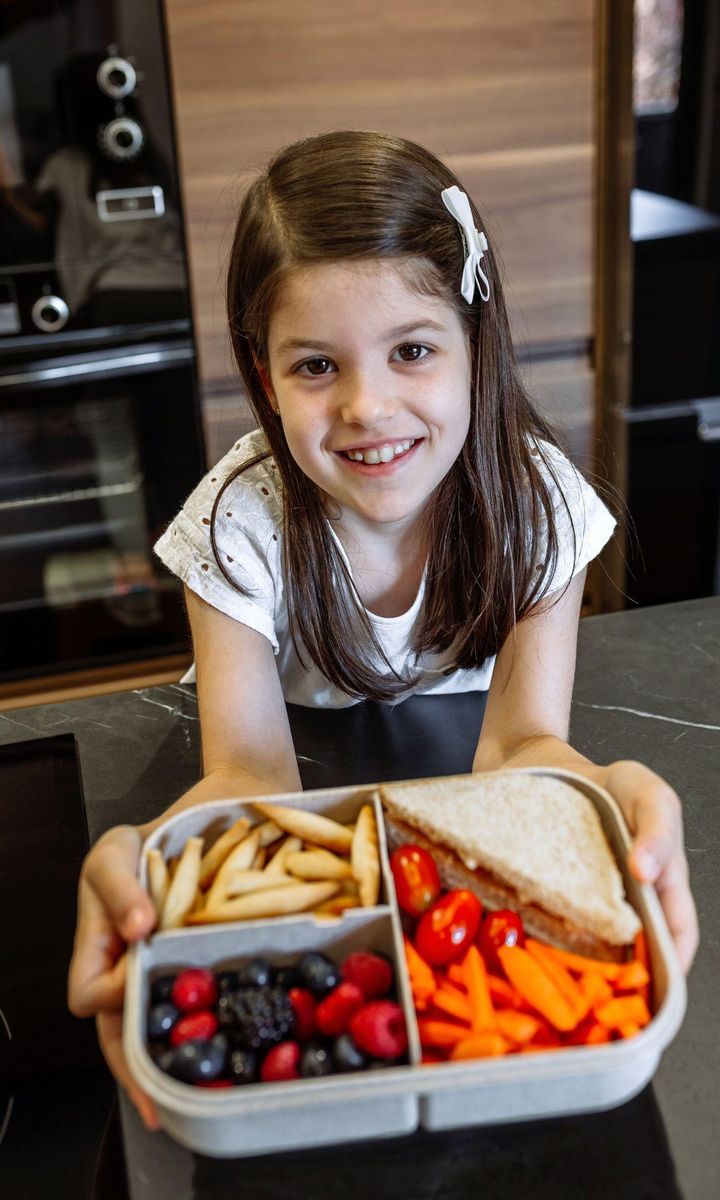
[31,295,69,332]
[100,117,144,161]
[96,56,137,99]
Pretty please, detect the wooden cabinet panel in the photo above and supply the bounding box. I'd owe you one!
[165,0,594,388]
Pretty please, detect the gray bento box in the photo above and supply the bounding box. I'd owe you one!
[124,768,686,1158]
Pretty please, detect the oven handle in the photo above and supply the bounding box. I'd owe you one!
[0,344,195,390]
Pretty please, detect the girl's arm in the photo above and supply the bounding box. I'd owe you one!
[472,570,699,973]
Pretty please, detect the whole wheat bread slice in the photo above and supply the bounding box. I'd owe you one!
[379,772,641,948]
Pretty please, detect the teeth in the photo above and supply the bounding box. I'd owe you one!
[346,439,415,464]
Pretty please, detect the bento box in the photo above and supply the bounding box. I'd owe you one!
[123,768,686,1158]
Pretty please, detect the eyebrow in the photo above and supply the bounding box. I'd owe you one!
[273,320,449,356]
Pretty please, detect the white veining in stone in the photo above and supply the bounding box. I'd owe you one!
[131,690,199,721]
[576,702,720,733]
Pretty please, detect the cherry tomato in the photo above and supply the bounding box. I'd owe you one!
[477,909,525,971]
[389,844,441,917]
[414,889,482,965]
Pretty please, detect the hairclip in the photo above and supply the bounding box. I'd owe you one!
[441,186,490,304]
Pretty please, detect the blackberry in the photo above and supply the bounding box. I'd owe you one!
[218,986,295,1051]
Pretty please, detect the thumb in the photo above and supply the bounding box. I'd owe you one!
[85,825,156,942]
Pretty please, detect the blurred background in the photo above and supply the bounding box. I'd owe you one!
[0,0,718,703]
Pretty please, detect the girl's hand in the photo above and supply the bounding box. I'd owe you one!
[68,825,160,1131]
[603,760,699,973]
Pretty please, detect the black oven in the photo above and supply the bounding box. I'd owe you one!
[1,1,207,683]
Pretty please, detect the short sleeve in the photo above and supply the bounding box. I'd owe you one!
[532,441,617,595]
[154,438,281,652]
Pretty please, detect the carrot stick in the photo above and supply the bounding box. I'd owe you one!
[632,929,651,1005]
[525,940,591,1022]
[404,937,435,985]
[447,963,468,991]
[618,1022,641,1039]
[488,975,527,1010]
[462,945,495,1032]
[578,972,613,1008]
[497,946,579,1032]
[539,944,623,982]
[432,986,473,1024]
[566,1017,612,1045]
[450,1032,510,1060]
[494,1009,541,1046]
[615,961,651,991]
[417,1019,469,1048]
[594,994,651,1031]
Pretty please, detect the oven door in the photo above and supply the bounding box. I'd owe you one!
[0,341,206,682]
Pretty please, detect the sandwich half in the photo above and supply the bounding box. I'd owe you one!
[379,772,641,961]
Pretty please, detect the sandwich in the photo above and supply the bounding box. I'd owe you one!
[379,772,641,961]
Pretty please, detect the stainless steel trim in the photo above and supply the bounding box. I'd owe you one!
[96,56,137,99]
[31,295,69,333]
[101,117,144,160]
[96,186,165,222]
[0,476,144,512]
[0,345,194,388]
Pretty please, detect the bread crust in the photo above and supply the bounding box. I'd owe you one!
[385,816,628,963]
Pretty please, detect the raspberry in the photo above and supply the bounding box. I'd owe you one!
[316,982,365,1037]
[288,988,317,1041]
[349,1001,408,1060]
[171,969,217,1014]
[260,1041,301,1082]
[170,1009,218,1046]
[341,952,393,1000]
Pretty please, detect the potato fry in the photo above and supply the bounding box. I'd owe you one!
[146,848,169,917]
[252,803,353,853]
[255,819,284,847]
[224,869,297,897]
[285,849,353,881]
[311,894,359,917]
[252,847,267,870]
[166,855,180,883]
[351,804,381,907]
[160,836,203,930]
[186,880,340,924]
[191,887,205,913]
[205,828,261,908]
[199,818,250,888]
[264,836,302,874]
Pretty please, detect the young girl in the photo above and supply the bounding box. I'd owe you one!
[68,131,697,1128]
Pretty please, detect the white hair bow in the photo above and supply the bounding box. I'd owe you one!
[441,185,490,304]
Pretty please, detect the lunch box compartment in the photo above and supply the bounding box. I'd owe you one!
[125,771,686,1156]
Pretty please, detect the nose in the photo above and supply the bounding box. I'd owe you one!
[338,369,398,428]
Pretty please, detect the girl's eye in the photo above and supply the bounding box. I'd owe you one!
[394,343,431,363]
[296,356,335,376]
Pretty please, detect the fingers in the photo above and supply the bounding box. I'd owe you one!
[97,1011,160,1133]
[654,855,700,974]
[84,826,156,942]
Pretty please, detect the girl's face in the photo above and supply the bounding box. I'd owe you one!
[265,260,472,536]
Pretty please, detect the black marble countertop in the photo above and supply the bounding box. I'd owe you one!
[0,596,718,1199]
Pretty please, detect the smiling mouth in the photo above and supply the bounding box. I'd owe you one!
[339,438,417,465]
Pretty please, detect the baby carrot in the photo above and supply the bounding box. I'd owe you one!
[462,944,495,1031]
[447,963,467,990]
[615,960,651,991]
[488,974,528,1010]
[578,972,614,1008]
[494,1009,541,1046]
[594,994,651,1031]
[538,944,623,982]
[525,940,591,1023]
[432,985,473,1025]
[497,946,579,1032]
[618,1022,642,1039]
[417,1019,469,1048]
[450,1032,510,1060]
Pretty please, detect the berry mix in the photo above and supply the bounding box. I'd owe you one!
[147,950,408,1087]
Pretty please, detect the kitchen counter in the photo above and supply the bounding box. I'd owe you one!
[0,596,718,1199]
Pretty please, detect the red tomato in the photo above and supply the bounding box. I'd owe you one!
[414,890,482,965]
[478,909,525,971]
[389,844,441,917]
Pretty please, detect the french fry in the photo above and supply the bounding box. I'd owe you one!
[311,894,359,917]
[351,803,380,907]
[252,847,267,870]
[199,818,250,888]
[160,836,203,930]
[285,849,353,881]
[146,848,169,918]
[252,803,353,854]
[205,828,261,909]
[255,819,284,847]
[264,836,302,874]
[224,869,297,897]
[166,855,180,883]
[191,887,205,913]
[186,880,340,923]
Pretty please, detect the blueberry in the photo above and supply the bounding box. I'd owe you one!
[150,975,176,1005]
[297,953,341,997]
[300,1041,333,1078]
[333,1033,367,1072]
[228,1048,260,1085]
[147,1002,179,1041]
[236,958,274,988]
[160,1036,227,1085]
[274,966,305,991]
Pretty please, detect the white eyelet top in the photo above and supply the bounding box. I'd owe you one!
[154,429,616,708]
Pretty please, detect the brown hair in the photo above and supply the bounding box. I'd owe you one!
[212,130,575,701]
